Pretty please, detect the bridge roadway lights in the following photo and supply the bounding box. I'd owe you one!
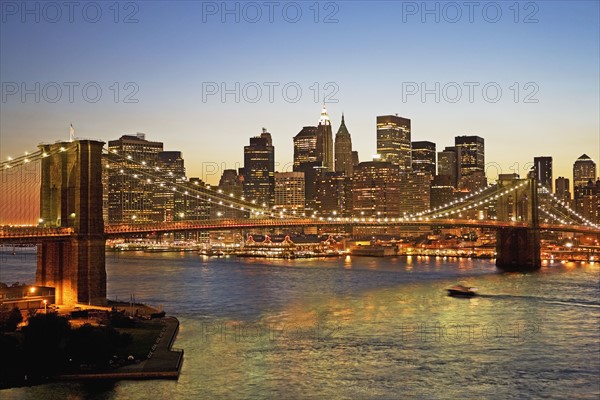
[36,140,107,306]
[495,227,541,272]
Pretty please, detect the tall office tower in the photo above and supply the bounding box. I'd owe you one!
[209,169,246,219]
[411,141,436,177]
[458,171,487,192]
[573,154,597,189]
[555,176,571,202]
[376,115,412,172]
[334,113,354,176]
[157,151,186,221]
[317,105,334,172]
[533,156,553,191]
[574,179,600,224]
[352,161,401,217]
[107,133,165,223]
[294,126,322,211]
[274,172,305,212]
[293,126,318,168]
[218,169,244,197]
[437,146,461,187]
[352,151,360,167]
[243,129,275,207]
[430,175,458,209]
[454,135,485,178]
[186,177,210,222]
[315,172,353,217]
[398,172,431,216]
[573,154,598,218]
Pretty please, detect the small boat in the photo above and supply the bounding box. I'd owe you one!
[447,285,478,297]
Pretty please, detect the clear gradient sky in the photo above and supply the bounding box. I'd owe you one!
[1,0,598,186]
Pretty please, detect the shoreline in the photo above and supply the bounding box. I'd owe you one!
[56,316,183,382]
[1,315,183,390]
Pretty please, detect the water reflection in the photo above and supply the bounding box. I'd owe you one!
[1,253,598,399]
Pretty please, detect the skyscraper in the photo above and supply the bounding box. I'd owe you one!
[218,169,244,197]
[437,146,460,187]
[533,156,553,191]
[455,135,485,189]
[430,175,458,209]
[158,151,186,221]
[274,172,305,212]
[185,177,211,222]
[243,129,275,207]
[210,169,245,219]
[376,115,411,172]
[411,141,436,177]
[398,172,431,216]
[317,105,334,172]
[573,154,597,218]
[294,126,321,211]
[573,154,597,189]
[352,161,401,217]
[555,176,571,201]
[293,126,318,168]
[334,113,353,177]
[352,151,360,167]
[315,172,352,217]
[574,179,600,224]
[107,133,165,223]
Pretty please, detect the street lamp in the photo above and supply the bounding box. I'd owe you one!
[43,299,47,314]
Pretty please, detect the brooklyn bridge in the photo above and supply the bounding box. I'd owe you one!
[1,140,598,305]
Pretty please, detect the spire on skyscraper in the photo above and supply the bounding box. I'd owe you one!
[337,113,350,137]
[319,104,331,126]
[335,112,353,176]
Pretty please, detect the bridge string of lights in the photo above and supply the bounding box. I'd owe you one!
[407,184,500,220]
[538,206,579,227]
[539,186,600,229]
[0,143,78,171]
[103,148,304,220]
[427,181,529,220]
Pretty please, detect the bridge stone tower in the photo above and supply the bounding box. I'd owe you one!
[495,175,541,271]
[37,140,107,305]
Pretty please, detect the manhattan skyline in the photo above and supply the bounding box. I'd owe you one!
[1,1,598,185]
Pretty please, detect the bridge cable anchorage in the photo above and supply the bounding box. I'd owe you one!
[102,147,305,221]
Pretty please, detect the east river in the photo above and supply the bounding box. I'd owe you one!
[1,250,599,399]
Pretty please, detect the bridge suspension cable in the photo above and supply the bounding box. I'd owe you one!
[539,187,599,229]
[1,143,77,171]
[427,180,528,220]
[103,147,303,220]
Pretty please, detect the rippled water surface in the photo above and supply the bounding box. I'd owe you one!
[1,251,599,399]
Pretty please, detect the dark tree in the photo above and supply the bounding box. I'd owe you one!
[0,307,23,332]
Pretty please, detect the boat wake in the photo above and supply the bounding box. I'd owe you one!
[477,294,600,309]
[542,301,600,309]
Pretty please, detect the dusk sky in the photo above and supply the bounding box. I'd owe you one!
[1,0,598,185]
